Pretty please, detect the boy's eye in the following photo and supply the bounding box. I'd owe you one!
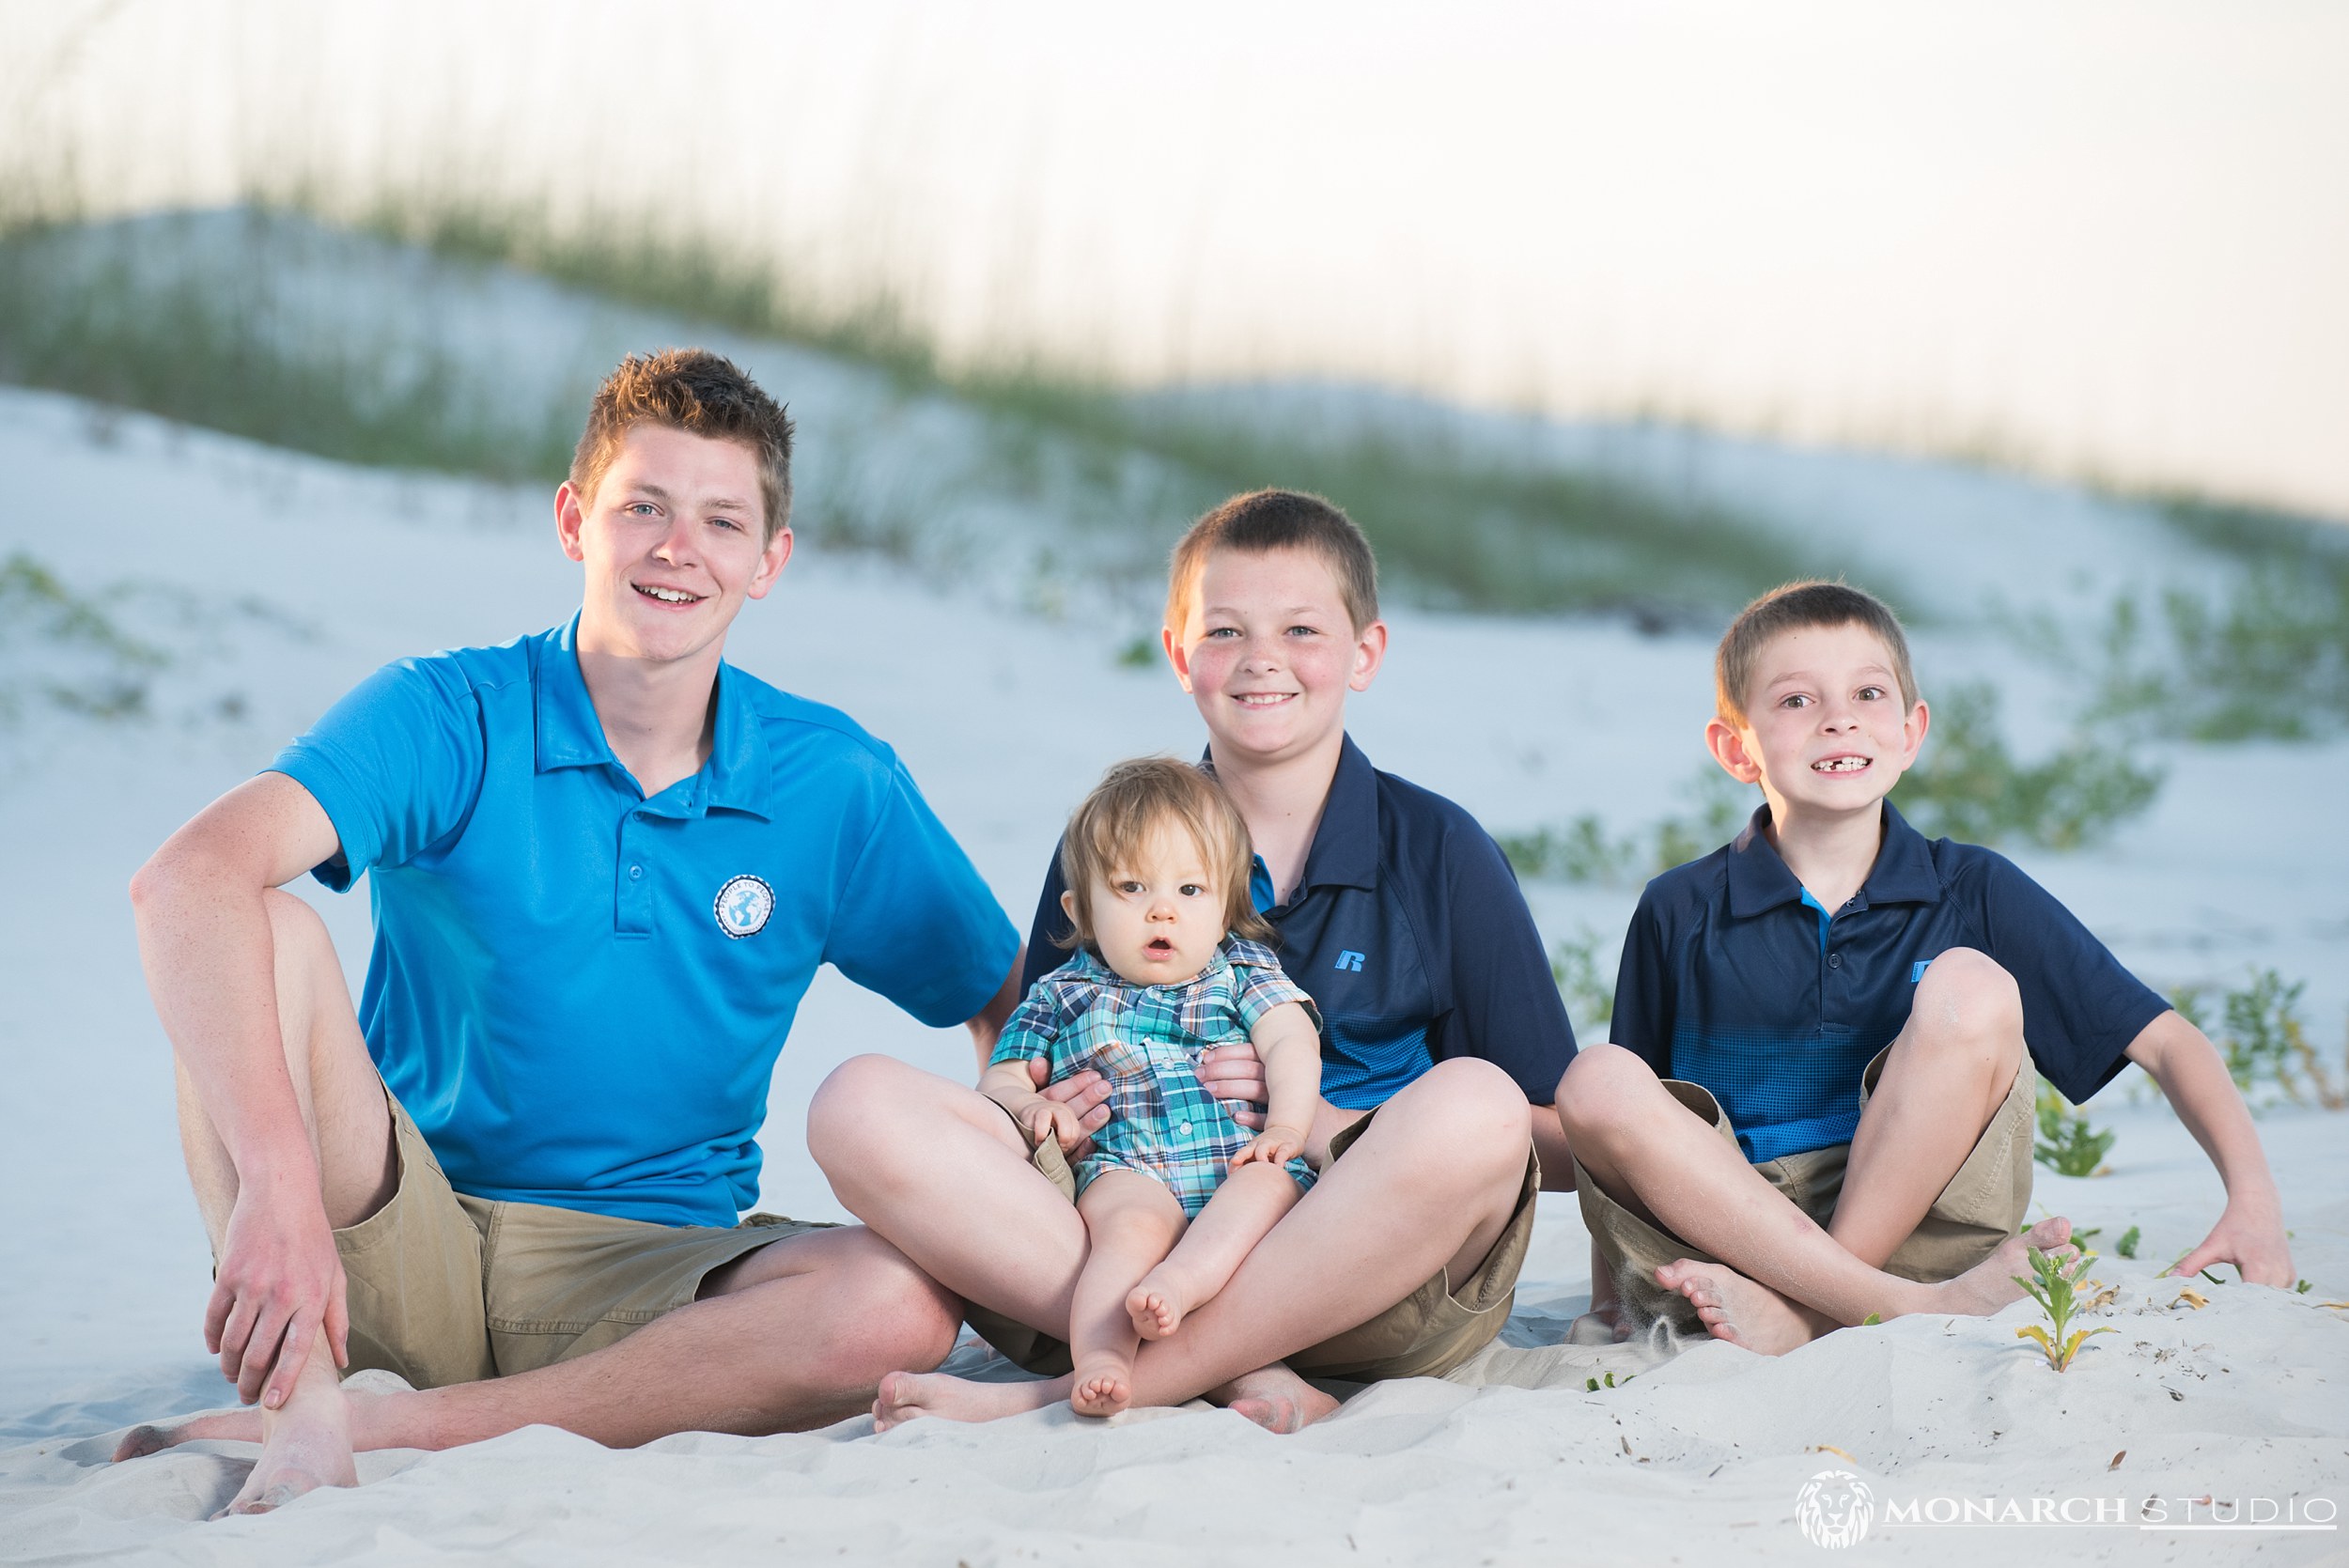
[1779,693,1812,709]
[1284,624,1320,638]
[710,515,742,532]
[1114,879,1143,894]
[1179,883,1206,897]
[1857,685,1886,701]
[1205,626,1240,639]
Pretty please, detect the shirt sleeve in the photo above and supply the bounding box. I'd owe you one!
[1437,819,1579,1102]
[988,976,1079,1069]
[1609,886,1676,1075]
[1019,838,1079,992]
[1226,948,1324,1035]
[265,656,488,893]
[822,755,1019,1029]
[1972,853,2170,1102]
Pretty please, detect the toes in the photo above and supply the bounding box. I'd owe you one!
[113,1425,167,1462]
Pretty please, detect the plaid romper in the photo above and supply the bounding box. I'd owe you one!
[990,939,1321,1217]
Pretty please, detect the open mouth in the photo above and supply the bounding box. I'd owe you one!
[1812,756,1871,773]
[1144,937,1176,958]
[634,583,706,606]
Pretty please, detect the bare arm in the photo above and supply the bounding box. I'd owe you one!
[964,952,1026,1076]
[2124,1009,2295,1286]
[1232,1001,1322,1166]
[128,771,350,1405]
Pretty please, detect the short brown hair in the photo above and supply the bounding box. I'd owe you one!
[1164,489,1379,636]
[569,349,795,542]
[1716,581,1920,726]
[1058,758,1273,953]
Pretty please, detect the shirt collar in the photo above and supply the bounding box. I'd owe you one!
[533,614,770,821]
[1725,799,1942,919]
[1200,734,1378,898]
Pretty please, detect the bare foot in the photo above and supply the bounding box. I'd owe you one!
[217,1390,358,1517]
[871,1369,1067,1432]
[1656,1259,1835,1355]
[1069,1354,1133,1418]
[113,1405,262,1461]
[1127,1265,1202,1342]
[1930,1216,2075,1316]
[1212,1363,1341,1433]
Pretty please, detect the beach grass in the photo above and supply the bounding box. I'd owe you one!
[0,171,1824,619]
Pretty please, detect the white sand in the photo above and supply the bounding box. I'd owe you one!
[2,385,2344,1563]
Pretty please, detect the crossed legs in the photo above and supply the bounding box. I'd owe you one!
[1559,948,2065,1354]
[118,891,959,1512]
[810,1052,1530,1429]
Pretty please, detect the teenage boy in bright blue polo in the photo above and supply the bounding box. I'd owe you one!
[1560,582,2293,1354]
[814,489,1579,1431]
[115,350,1019,1514]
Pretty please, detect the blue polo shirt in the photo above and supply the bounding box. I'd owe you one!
[269,617,1017,1226]
[1020,737,1577,1109]
[1610,801,2170,1163]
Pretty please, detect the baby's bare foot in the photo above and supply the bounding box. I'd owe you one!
[1656,1259,1834,1355]
[1069,1354,1133,1418]
[1213,1364,1341,1433]
[872,1370,1066,1432]
[1127,1265,1202,1342]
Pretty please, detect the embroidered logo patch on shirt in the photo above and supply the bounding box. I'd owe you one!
[713,874,775,939]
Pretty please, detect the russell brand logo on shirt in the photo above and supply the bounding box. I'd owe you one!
[1334,950,1366,972]
[713,874,776,939]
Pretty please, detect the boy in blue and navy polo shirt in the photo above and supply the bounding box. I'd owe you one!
[1559,582,2293,1355]
[869,489,1579,1421]
[118,349,1017,1512]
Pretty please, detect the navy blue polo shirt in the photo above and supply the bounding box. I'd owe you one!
[1610,800,2169,1163]
[269,616,1017,1226]
[1020,736,1577,1109]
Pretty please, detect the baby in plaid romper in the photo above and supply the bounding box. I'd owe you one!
[982,759,1325,1418]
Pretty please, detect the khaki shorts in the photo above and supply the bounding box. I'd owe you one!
[1575,1045,2035,1334]
[326,1087,832,1389]
[963,1099,1540,1384]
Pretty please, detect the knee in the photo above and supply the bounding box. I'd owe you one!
[1554,1043,1663,1147]
[826,1244,961,1379]
[806,1054,921,1176]
[1912,948,2024,1052]
[1397,1058,1533,1183]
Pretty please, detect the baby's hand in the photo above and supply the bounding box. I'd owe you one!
[1233,1125,1306,1167]
[1018,1099,1088,1155]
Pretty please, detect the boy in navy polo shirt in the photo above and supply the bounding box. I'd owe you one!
[813,489,1578,1431]
[115,350,1019,1513]
[1559,582,2293,1354]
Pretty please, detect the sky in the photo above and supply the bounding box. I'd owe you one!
[6,0,2346,516]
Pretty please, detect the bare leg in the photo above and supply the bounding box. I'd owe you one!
[1559,1041,2063,1354]
[124,1224,959,1452]
[125,895,960,1474]
[1068,1173,1187,1417]
[120,889,394,1514]
[1130,1163,1302,1340]
[822,1055,1532,1427]
[1830,949,2026,1265]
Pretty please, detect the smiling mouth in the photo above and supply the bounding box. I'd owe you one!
[634,584,705,605]
[1812,756,1871,773]
[1232,692,1295,707]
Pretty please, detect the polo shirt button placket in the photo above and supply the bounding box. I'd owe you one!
[616,812,654,935]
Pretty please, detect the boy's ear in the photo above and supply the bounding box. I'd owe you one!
[744,524,794,601]
[1161,626,1194,692]
[1347,619,1390,692]
[1899,699,1931,765]
[1059,887,1080,926]
[554,482,588,563]
[1704,716,1766,785]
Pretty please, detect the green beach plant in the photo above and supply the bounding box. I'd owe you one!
[2172,969,2347,1110]
[2032,1080,2117,1177]
[1548,929,1617,1036]
[2013,1247,2115,1372]
[1890,683,2163,851]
